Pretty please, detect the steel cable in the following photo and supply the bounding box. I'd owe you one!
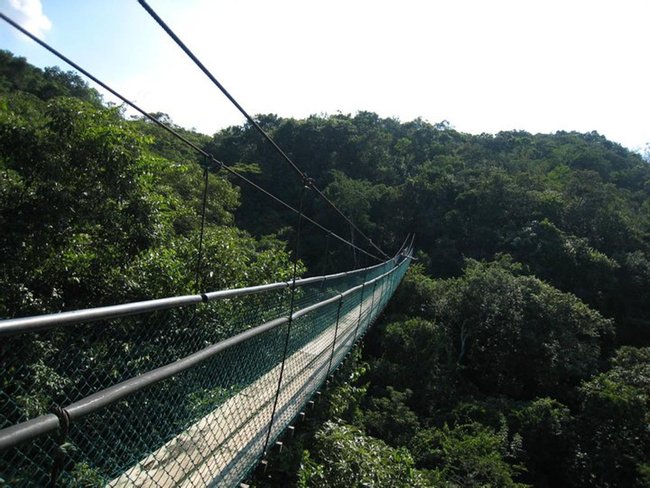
[137,0,391,260]
[0,11,382,263]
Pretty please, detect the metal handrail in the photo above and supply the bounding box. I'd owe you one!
[0,259,389,337]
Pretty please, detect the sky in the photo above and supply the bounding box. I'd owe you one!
[0,0,648,152]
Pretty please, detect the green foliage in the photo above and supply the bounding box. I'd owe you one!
[297,421,429,488]
[0,50,102,105]
[322,171,391,238]
[0,77,290,315]
[387,264,438,318]
[572,347,650,487]
[410,423,528,488]
[372,317,460,415]
[574,375,649,487]
[510,398,574,486]
[323,382,367,424]
[608,346,650,395]
[0,95,157,315]
[617,253,650,344]
[361,387,420,447]
[64,462,104,487]
[130,113,211,166]
[214,110,647,486]
[509,218,620,310]
[429,258,612,399]
[0,53,303,486]
[321,349,369,423]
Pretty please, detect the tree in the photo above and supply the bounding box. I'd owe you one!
[573,374,648,487]
[511,398,574,487]
[410,423,528,487]
[571,347,650,487]
[297,422,428,488]
[0,50,101,105]
[0,96,157,315]
[508,219,619,312]
[371,316,461,415]
[429,258,612,399]
[361,387,420,447]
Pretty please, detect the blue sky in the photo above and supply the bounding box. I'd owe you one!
[1,0,649,152]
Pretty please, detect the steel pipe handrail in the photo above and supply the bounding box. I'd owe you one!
[0,258,390,337]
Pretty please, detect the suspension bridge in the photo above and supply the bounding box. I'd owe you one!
[0,248,411,486]
[0,2,414,485]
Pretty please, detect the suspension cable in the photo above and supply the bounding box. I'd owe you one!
[350,225,358,269]
[137,0,391,260]
[0,11,382,263]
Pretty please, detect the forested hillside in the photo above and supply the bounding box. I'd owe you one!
[208,112,650,348]
[204,83,650,487]
[1,50,649,487]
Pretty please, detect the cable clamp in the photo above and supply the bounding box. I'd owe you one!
[210,157,225,172]
[302,174,315,189]
[51,405,70,445]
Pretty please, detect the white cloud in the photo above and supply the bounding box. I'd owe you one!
[6,0,51,37]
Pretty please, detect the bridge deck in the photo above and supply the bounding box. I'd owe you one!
[108,282,385,487]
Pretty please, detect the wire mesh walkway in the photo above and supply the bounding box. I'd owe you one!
[0,251,411,487]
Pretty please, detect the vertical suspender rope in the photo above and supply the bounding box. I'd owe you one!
[319,231,332,292]
[48,406,70,487]
[195,164,210,293]
[262,181,309,458]
[368,280,377,328]
[321,231,331,276]
[326,296,344,378]
[351,226,358,269]
[353,269,368,343]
